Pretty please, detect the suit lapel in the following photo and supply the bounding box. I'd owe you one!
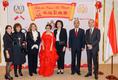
[59,28,62,39]
[30,32,33,39]
[55,29,57,37]
[77,29,80,37]
[73,29,76,37]
[31,31,39,41]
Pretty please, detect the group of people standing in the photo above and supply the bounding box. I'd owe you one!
[3,18,100,80]
[3,23,26,80]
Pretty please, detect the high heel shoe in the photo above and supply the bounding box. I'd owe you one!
[5,75,13,80]
[57,70,60,74]
[33,71,37,74]
[9,75,13,80]
[5,75,10,80]
[19,72,23,76]
[15,74,18,77]
[60,70,64,74]
[29,73,33,76]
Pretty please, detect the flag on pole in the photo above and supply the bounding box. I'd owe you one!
[104,8,118,62]
[95,10,99,28]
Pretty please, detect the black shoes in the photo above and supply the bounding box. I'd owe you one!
[85,73,98,79]
[57,70,64,74]
[33,71,37,74]
[5,75,13,80]
[57,70,60,74]
[29,71,37,76]
[15,74,18,77]
[71,72,75,75]
[29,73,33,76]
[19,72,23,76]
[77,72,81,75]
[85,73,92,77]
[60,72,64,74]
[95,74,98,80]
[57,72,60,74]
[60,70,64,74]
[71,71,81,75]
[15,72,23,77]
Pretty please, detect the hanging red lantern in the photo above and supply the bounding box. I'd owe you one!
[95,1,102,12]
[2,0,9,11]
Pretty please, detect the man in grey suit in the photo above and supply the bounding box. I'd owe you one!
[85,19,100,79]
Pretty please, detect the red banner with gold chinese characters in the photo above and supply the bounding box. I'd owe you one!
[27,3,76,21]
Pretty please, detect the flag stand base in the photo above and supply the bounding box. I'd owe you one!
[98,71,104,75]
[106,75,118,80]
[106,56,118,80]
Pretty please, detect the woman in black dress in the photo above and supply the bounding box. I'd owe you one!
[12,23,26,77]
[26,23,41,76]
[3,25,13,80]
[54,20,67,74]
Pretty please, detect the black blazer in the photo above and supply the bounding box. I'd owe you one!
[54,28,67,47]
[69,28,85,51]
[3,33,13,51]
[12,32,26,65]
[85,28,100,53]
[26,31,41,52]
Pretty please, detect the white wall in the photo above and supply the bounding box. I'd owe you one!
[0,0,8,65]
[0,0,118,66]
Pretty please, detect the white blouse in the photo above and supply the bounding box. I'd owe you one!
[56,29,61,41]
[32,31,38,42]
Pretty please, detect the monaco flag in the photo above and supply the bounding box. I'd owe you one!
[104,8,118,62]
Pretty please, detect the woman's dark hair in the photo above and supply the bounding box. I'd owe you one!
[45,24,52,30]
[5,25,12,31]
[13,23,22,32]
[55,20,63,28]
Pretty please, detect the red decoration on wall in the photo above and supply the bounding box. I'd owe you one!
[2,0,9,11]
[94,1,102,28]
[95,1,102,12]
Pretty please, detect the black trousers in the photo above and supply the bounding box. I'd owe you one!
[71,49,81,73]
[28,49,38,74]
[14,64,22,75]
[56,42,65,69]
[87,50,98,75]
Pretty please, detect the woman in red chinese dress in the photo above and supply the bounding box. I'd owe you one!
[38,24,58,77]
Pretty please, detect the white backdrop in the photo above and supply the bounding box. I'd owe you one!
[0,0,118,66]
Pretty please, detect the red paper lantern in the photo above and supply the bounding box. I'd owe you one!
[95,1,102,11]
[2,0,9,10]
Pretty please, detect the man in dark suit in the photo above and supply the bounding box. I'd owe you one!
[85,19,100,79]
[69,18,85,75]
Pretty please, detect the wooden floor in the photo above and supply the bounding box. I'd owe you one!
[0,64,118,80]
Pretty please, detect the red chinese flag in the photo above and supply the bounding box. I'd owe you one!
[95,11,99,28]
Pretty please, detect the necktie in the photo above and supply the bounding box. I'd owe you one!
[90,28,92,34]
[75,29,78,37]
[90,28,92,42]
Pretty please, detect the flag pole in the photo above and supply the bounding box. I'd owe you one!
[106,55,118,79]
[0,33,1,63]
[105,0,118,79]
[102,0,106,63]
[95,0,104,75]
[94,0,108,76]
[111,56,113,74]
